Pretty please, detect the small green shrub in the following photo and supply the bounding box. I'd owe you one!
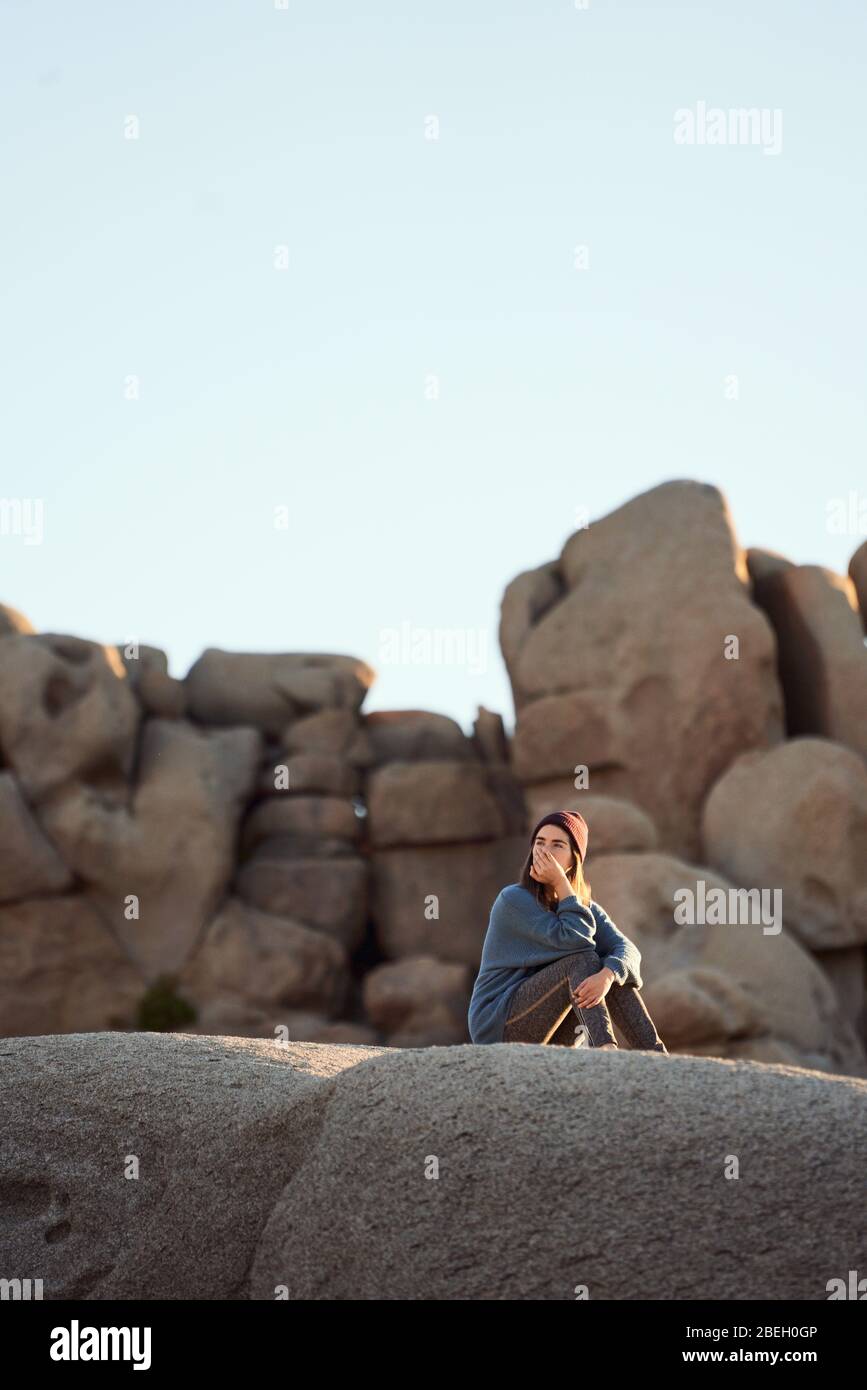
[136,975,197,1032]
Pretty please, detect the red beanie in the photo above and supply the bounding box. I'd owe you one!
[530,810,589,864]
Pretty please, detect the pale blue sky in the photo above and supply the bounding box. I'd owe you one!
[2,0,865,736]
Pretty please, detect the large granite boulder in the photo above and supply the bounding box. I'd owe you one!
[366,760,525,848]
[499,561,562,702]
[0,898,143,1036]
[507,482,784,859]
[0,633,140,801]
[749,562,867,760]
[282,708,374,764]
[37,718,262,978]
[185,650,374,734]
[234,854,368,951]
[586,852,867,1075]
[240,794,362,861]
[369,837,528,964]
[362,956,472,1045]
[176,896,349,1024]
[5,1032,863,1300]
[701,738,867,951]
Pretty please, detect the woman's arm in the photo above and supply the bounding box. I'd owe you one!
[497,887,597,951]
[591,901,641,984]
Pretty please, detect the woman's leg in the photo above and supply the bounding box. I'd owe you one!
[502,956,577,1044]
[503,950,617,1047]
[547,1011,584,1046]
[563,950,620,1047]
[604,979,668,1053]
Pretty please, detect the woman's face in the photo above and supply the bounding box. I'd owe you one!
[531,826,573,878]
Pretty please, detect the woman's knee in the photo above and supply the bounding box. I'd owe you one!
[565,948,602,979]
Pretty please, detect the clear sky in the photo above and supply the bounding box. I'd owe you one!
[2,0,865,737]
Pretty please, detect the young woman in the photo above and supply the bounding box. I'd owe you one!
[468,810,667,1052]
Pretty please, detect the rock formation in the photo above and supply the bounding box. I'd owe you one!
[1,1032,864,1300]
[0,479,865,1073]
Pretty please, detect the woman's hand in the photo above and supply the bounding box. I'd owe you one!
[529,845,571,889]
[571,971,613,1009]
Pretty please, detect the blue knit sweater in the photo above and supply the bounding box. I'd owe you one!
[468,883,643,1044]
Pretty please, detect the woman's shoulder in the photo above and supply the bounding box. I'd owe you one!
[588,898,618,925]
[496,883,534,910]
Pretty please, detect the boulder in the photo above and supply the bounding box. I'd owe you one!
[369,837,528,964]
[366,760,525,848]
[362,956,473,1045]
[281,708,374,766]
[116,643,186,719]
[498,560,563,709]
[37,719,262,978]
[587,852,866,1075]
[508,481,784,859]
[185,649,374,735]
[178,1003,378,1045]
[0,898,143,1036]
[849,539,867,631]
[0,634,140,801]
[0,603,35,636]
[811,945,867,1041]
[362,710,475,764]
[750,563,867,759]
[701,738,867,950]
[0,772,73,901]
[524,791,659,857]
[256,752,360,798]
[248,1042,867,1299]
[234,854,368,951]
[472,706,509,764]
[177,896,349,1021]
[746,547,795,586]
[5,1033,864,1300]
[0,1032,386,1298]
[244,834,358,863]
[241,795,361,856]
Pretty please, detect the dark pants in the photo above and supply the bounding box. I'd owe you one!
[502,949,667,1051]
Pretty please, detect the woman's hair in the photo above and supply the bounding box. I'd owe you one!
[518,830,592,909]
